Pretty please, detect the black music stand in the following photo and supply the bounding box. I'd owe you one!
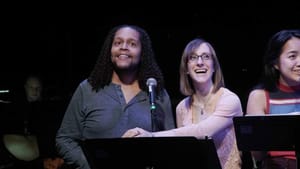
[81,137,221,169]
[233,115,300,168]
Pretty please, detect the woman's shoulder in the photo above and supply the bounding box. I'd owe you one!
[177,96,190,104]
[248,89,266,99]
[218,87,242,104]
[219,87,238,97]
[216,88,243,115]
[175,96,191,116]
[176,96,190,109]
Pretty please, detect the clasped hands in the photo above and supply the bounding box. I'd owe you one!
[122,127,153,138]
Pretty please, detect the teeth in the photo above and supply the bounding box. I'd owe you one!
[195,69,207,73]
[118,55,129,59]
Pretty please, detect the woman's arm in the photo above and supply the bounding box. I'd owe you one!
[246,89,268,161]
[246,89,266,115]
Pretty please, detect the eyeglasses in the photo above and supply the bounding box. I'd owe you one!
[188,54,212,63]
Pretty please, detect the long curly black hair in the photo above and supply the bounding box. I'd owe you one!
[88,24,165,95]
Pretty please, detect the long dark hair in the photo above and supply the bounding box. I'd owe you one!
[258,29,300,91]
[88,24,165,95]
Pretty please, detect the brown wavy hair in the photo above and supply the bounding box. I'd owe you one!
[88,24,165,95]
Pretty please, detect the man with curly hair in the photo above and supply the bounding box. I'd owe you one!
[56,24,175,169]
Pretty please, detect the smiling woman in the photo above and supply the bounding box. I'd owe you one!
[123,38,243,169]
[246,29,300,169]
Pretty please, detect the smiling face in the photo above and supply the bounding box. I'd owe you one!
[111,27,142,72]
[187,43,215,85]
[274,37,300,86]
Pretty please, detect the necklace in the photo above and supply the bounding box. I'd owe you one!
[191,91,213,123]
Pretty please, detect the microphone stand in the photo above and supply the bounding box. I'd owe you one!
[148,91,156,169]
[150,103,156,132]
[146,77,157,133]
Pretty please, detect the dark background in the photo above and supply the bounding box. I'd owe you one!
[1,6,300,111]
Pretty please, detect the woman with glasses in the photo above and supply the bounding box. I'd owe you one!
[123,38,243,169]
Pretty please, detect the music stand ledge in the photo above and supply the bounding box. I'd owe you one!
[81,136,221,169]
[233,115,300,168]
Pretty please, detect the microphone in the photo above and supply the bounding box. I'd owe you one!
[146,78,157,110]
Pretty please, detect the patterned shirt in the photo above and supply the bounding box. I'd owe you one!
[265,83,300,159]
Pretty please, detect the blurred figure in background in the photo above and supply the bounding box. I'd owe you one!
[1,74,64,169]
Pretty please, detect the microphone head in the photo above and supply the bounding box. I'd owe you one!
[146,78,157,87]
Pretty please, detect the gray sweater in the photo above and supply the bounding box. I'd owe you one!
[56,79,175,169]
